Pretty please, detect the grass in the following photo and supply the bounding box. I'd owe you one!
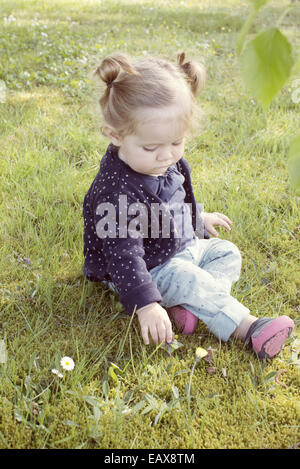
[0,0,300,449]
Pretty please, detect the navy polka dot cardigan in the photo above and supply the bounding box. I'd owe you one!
[83,143,208,314]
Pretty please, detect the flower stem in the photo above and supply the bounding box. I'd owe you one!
[187,357,198,416]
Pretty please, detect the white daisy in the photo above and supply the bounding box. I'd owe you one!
[51,368,63,378]
[195,347,208,359]
[60,356,75,371]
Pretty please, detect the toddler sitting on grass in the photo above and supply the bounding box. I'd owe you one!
[83,52,294,359]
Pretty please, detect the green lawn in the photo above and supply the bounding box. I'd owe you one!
[0,0,299,449]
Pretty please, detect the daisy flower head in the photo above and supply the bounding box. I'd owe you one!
[195,347,208,360]
[51,368,63,378]
[60,356,75,371]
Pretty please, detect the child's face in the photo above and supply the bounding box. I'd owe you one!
[108,105,187,176]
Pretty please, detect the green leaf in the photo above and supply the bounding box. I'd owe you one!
[237,0,271,55]
[108,366,118,382]
[160,338,184,355]
[109,362,123,373]
[102,379,110,400]
[131,400,146,415]
[171,386,180,399]
[239,28,294,108]
[63,419,80,427]
[237,9,258,56]
[83,395,102,407]
[288,135,300,189]
[93,405,101,423]
[248,0,270,10]
[264,371,278,382]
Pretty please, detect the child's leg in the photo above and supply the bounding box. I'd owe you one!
[150,238,250,342]
[193,238,295,357]
[150,237,295,357]
[166,237,247,335]
[195,237,242,294]
[232,315,257,340]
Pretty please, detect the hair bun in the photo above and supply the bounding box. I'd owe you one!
[94,53,139,88]
[177,52,206,96]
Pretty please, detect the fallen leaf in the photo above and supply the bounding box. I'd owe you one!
[207,367,217,375]
[204,349,214,365]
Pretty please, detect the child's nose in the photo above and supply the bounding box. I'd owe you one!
[157,146,172,161]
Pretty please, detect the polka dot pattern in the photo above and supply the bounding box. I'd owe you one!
[82,143,208,314]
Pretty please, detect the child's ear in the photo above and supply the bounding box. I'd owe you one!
[102,125,122,146]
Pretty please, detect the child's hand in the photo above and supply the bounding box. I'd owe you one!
[201,211,232,237]
[136,302,174,346]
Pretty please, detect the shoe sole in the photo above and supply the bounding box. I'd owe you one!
[252,316,295,359]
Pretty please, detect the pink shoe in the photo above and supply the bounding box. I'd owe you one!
[245,315,295,359]
[167,306,198,334]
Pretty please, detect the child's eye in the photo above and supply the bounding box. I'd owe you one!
[142,140,183,152]
[143,146,157,152]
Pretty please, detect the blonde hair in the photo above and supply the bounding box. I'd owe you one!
[94,52,206,138]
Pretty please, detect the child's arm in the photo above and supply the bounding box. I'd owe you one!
[201,212,232,237]
[136,302,174,345]
[92,193,162,315]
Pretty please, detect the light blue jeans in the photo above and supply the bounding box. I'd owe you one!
[149,237,250,341]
